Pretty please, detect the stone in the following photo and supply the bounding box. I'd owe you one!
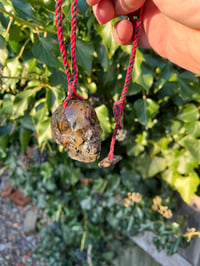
[51,101,102,163]
[23,207,38,234]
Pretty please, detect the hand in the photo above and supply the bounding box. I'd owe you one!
[86,0,200,73]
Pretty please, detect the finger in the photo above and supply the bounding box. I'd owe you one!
[93,0,145,24]
[113,20,134,45]
[153,0,200,29]
[143,1,200,73]
[93,0,115,24]
[113,19,151,47]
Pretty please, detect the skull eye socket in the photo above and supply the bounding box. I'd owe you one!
[71,129,84,146]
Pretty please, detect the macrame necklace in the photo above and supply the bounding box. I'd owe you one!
[51,0,143,167]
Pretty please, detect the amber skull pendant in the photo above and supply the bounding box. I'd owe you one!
[51,101,102,163]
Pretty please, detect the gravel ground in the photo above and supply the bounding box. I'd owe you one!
[0,174,47,266]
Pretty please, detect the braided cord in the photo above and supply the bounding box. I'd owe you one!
[108,7,144,160]
[55,0,84,107]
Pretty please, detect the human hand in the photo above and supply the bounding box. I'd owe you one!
[86,0,200,73]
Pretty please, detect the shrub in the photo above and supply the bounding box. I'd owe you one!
[1,0,200,264]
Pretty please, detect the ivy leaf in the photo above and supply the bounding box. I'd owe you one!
[0,136,9,158]
[80,197,92,210]
[68,168,80,185]
[27,0,55,11]
[120,167,140,187]
[177,72,200,102]
[31,99,51,146]
[136,153,167,178]
[0,122,13,136]
[19,128,32,153]
[184,121,200,138]
[126,83,142,96]
[97,43,109,70]
[13,88,38,118]
[107,174,120,192]
[133,49,154,91]
[163,170,200,203]
[134,98,159,128]
[0,35,8,65]
[32,37,62,68]
[155,62,172,91]
[178,103,199,122]
[0,94,14,115]
[77,0,87,13]
[11,0,40,23]
[95,104,112,139]
[2,57,22,90]
[179,135,200,161]
[177,150,198,175]
[96,21,119,57]
[175,173,200,203]
[76,39,94,74]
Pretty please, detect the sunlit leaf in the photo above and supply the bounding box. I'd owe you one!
[179,135,200,161]
[177,150,198,175]
[133,49,154,91]
[13,88,38,118]
[175,173,200,203]
[31,99,51,146]
[96,21,119,57]
[95,104,112,139]
[178,103,199,122]
[0,35,8,65]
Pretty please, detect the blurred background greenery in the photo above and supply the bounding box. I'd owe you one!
[0,0,200,265]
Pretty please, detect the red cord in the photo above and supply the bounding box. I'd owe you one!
[55,0,85,108]
[108,8,144,160]
[55,0,143,164]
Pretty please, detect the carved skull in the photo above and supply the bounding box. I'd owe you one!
[51,100,102,163]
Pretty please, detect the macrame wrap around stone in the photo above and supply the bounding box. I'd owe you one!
[51,101,102,163]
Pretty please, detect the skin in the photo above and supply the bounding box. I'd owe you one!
[86,0,200,73]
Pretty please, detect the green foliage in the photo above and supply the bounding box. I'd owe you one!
[0,0,200,264]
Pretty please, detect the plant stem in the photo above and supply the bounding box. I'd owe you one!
[0,75,39,81]
[0,7,57,35]
[5,17,13,38]
[80,231,87,251]
[17,38,30,60]
[100,180,108,193]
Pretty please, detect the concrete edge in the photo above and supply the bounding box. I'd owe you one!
[132,232,192,266]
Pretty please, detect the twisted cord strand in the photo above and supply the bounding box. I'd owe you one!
[108,7,144,160]
[70,0,78,87]
[55,0,84,107]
